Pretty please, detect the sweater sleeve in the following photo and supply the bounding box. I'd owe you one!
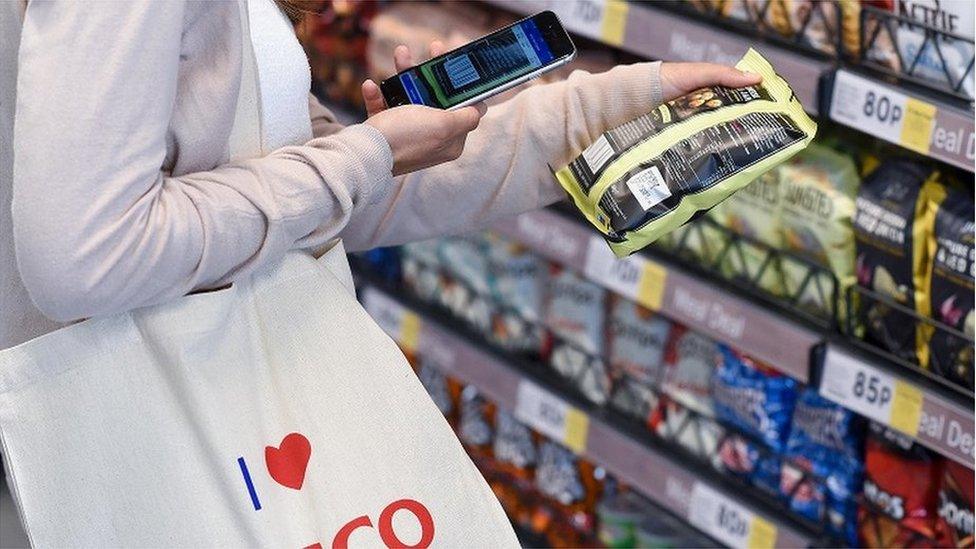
[12,1,393,322]
[338,61,662,251]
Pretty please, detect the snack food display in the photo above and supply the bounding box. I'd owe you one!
[712,345,798,451]
[555,49,817,256]
[924,185,975,387]
[340,3,976,548]
[778,143,860,318]
[859,423,945,546]
[854,160,940,364]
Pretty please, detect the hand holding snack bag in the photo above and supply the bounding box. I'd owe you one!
[556,49,816,257]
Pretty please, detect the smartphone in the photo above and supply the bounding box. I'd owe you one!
[380,11,576,110]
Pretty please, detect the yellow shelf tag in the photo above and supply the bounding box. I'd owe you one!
[600,0,628,46]
[563,408,590,453]
[637,261,667,311]
[400,311,421,353]
[747,516,778,549]
[900,97,937,154]
[890,380,924,436]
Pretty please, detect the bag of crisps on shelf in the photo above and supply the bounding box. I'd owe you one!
[555,48,816,257]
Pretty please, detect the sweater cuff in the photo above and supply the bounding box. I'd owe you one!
[337,123,394,205]
[648,60,664,107]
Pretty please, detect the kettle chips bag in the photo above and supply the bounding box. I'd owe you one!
[556,49,817,257]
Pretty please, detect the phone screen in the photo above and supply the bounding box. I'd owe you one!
[396,17,556,108]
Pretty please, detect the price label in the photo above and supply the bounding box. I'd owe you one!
[515,381,589,453]
[362,288,421,352]
[583,236,667,310]
[549,0,628,46]
[830,70,936,155]
[688,483,777,549]
[820,347,923,436]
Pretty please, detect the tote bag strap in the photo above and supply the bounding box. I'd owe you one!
[227,0,264,162]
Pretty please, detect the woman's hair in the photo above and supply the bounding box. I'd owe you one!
[274,0,322,24]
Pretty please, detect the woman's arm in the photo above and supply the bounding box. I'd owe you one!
[13,1,393,321]
[338,62,661,251]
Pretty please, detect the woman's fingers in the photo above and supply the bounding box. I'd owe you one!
[361,79,386,117]
[660,62,763,101]
[394,44,413,73]
[712,65,763,88]
[429,40,446,58]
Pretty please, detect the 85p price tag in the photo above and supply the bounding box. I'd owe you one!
[515,381,589,453]
[820,347,923,436]
[688,483,777,549]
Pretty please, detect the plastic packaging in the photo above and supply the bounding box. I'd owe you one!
[854,160,940,365]
[555,49,817,257]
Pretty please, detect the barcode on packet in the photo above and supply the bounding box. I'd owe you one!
[581,135,614,174]
[625,166,671,211]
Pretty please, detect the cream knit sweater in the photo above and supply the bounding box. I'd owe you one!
[2,1,662,348]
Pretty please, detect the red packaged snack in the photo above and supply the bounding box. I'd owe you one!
[859,423,945,546]
[937,460,975,548]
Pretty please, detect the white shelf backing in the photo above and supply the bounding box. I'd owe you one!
[491,208,818,382]
[360,285,814,549]
[821,345,975,469]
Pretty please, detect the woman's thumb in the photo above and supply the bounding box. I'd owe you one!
[452,102,487,132]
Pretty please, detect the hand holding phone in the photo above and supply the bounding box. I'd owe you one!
[380,11,576,110]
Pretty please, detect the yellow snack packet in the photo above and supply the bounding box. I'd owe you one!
[555,49,817,257]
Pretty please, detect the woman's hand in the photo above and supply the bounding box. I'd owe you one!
[361,40,487,176]
[659,62,763,102]
[364,103,486,176]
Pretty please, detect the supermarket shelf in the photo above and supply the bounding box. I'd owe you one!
[358,282,819,549]
[485,0,974,171]
[485,0,831,114]
[826,69,974,173]
[493,207,975,470]
[490,208,820,382]
[818,342,975,469]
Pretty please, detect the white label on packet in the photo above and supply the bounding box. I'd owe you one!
[582,135,614,174]
[626,166,671,210]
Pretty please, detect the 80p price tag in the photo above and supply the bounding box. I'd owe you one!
[688,483,777,549]
[829,70,936,155]
[583,236,667,310]
[515,381,589,453]
[820,347,923,436]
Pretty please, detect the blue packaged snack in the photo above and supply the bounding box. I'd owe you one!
[781,450,862,545]
[711,345,798,451]
[718,435,781,496]
[786,388,864,460]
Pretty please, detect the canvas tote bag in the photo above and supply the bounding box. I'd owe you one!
[0,3,518,547]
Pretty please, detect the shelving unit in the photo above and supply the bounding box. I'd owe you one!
[359,283,821,549]
[484,0,974,172]
[490,208,820,382]
[490,206,975,472]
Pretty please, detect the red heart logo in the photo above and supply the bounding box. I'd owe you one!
[265,432,311,490]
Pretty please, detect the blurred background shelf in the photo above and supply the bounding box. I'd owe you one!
[357,280,824,548]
